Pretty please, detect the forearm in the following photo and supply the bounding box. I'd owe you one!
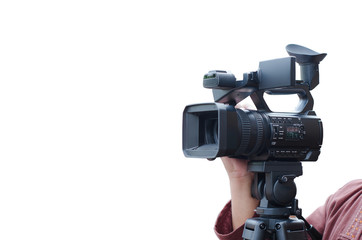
[229,175,260,230]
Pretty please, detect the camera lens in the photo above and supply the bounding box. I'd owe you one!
[234,109,265,156]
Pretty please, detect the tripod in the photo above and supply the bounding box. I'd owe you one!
[242,161,322,240]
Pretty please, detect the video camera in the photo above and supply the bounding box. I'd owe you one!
[182,44,326,162]
[182,44,327,239]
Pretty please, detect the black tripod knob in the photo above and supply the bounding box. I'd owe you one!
[272,175,297,206]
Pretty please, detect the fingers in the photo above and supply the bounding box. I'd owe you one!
[235,98,256,110]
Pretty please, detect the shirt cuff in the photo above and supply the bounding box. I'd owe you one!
[214,201,245,240]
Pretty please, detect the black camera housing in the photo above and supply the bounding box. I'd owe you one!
[183,44,326,161]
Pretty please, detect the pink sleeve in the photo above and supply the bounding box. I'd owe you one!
[305,179,362,239]
[306,201,326,236]
[214,201,246,240]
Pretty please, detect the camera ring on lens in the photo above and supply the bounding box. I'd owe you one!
[234,110,251,155]
[248,112,265,156]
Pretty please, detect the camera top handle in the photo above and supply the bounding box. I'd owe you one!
[203,44,326,114]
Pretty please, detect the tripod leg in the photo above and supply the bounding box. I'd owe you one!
[275,218,308,240]
[242,218,267,240]
[243,217,308,240]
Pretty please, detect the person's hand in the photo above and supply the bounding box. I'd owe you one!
[221,156,253,181]
[221,156,259,230]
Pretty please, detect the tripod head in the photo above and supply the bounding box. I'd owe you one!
[249,161,302,216]
[242,161,322,240]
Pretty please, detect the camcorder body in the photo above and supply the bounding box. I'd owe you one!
[182,44,326,162]
[183,45,328,239]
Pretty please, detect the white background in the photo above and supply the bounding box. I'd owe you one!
[0,0,361,239]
